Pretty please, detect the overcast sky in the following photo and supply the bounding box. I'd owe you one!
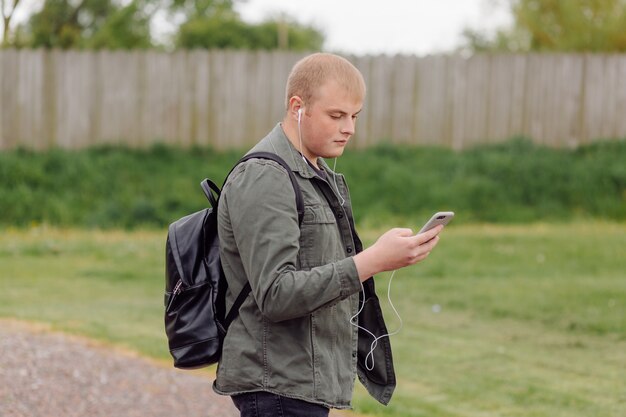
[235,0,512,56]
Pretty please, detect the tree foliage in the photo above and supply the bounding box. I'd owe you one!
[3,0,324,50]
[15,0,151,49]
[176,15,323,50]
[464,0,626,52]
[1,0,23,46]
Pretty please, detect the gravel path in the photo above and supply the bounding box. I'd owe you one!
[0,320,238,417]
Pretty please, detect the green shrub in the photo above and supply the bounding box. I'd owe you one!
[344,138,626,224]
[1,138,625,228]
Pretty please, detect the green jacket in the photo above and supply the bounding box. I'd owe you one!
[213,124,396,409]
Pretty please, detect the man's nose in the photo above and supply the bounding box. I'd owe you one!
[341,118,355,135]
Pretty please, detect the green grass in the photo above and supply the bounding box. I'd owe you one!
[1,223,625,416]
[0,228,167,358]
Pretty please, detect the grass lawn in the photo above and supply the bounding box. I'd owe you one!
[1,223,625,417]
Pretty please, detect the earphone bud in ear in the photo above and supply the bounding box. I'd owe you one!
[297,108,302,123]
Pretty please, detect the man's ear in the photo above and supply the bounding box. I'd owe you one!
[288,96,304,120]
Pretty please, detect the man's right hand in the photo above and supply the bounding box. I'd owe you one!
[353,225,443,282]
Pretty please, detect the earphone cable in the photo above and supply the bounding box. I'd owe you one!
[332,158,346,207]
[349,270,403,371]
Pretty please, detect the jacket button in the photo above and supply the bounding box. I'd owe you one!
[337,211,344,219]
[346,246,353,254]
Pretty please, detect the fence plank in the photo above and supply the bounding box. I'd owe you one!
[508,54,527,138]
[415,55,448,146]
[602,55,619,140]
[449,55,467,150]
[465,54,490,147]
[351,55,372,148]
[613,55,626,139]
[0,51,3,149]
[367,55,394,143]
[2,50,19,149]
[389,55,417,144]
[18,50,43,149]
[582,54,602,145]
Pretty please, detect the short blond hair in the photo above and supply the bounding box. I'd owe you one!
[285,53,366,110]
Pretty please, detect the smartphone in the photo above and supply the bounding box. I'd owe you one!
[418,211,455,234]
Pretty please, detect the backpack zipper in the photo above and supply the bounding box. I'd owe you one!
[172,279,183,295]
[166,279,184,313]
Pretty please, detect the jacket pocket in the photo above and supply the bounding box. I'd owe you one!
[302,204,336,225]
[299,204,339,268]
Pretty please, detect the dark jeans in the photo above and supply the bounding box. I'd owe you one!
[231,391,330,417]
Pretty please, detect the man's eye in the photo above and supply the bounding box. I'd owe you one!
[330,114,342,119]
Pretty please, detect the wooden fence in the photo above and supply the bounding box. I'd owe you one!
[1,49,625,150]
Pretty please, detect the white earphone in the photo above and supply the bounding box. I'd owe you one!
[296,108,306,163]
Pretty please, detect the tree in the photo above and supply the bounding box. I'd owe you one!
[170,1,323,50]
[255,18,325,51]
[176,15,324,50]
[85,2,152,49]
[16,0,152,49]
[167,0,237,19]
[463,0,626,52]
[1,0,22,46]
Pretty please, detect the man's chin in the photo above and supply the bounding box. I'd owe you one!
[322,152,344,160]
[324,146,347,159]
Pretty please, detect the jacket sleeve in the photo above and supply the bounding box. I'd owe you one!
[220,159,362,322]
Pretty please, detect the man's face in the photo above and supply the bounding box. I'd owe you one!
[299,80,362,163]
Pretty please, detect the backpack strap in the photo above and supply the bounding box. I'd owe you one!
[225,151,304,225]
[221,151,304,328]
[200,152,304,219]
[200,178,220,209]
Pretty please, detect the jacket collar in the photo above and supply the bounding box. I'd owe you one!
[250,123,316,179]
[250,123,341,182]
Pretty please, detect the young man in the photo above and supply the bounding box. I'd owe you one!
[214,53,442,416]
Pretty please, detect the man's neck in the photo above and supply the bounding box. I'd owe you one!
[280,121,319,168]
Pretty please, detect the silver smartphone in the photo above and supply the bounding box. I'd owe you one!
[418,211,455,234]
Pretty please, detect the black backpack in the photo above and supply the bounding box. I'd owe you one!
[164,152,304,369]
